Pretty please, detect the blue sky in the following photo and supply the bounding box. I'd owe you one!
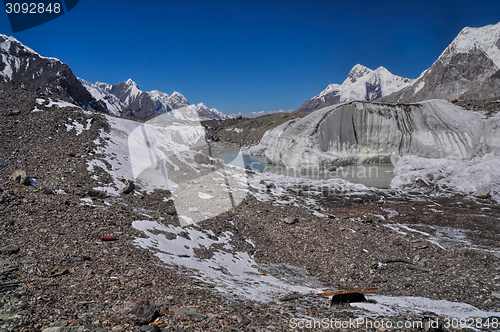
[1,0,500,116]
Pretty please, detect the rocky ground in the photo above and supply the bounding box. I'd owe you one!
[453,97,500,116]
[202,112,307,147]
[1,81,500,331]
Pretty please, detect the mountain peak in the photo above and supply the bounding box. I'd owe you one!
[124,78,138,87]
[441,21,500,68]
[297,64,413,112]
[346,64,373,83]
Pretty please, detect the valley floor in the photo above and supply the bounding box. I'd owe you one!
[1,82,499,331]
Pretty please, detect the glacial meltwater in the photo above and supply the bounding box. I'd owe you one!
[219,151,394,189]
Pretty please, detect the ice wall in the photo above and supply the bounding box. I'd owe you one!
[256,100,497,170]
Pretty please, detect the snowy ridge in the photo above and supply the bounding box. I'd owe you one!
[298,64,413,112]
[78,78,122,116]
[0,34,59,62]
[120,78,142,106]
[315,64,413,102]
[0,34,60,81]
[79,78,229,120]
[440,22,500,68]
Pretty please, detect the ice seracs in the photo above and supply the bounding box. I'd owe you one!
[254,100,499,170]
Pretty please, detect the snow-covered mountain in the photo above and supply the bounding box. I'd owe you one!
[296,64,413,113]
[0,34,106,112]
[380,22,500,103]
[0,33,229,120]
[79,78,230,120]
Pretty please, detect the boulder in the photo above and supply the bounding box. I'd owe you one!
[123,181,135,194]
[112,299,158,326]
[474,187,491,199]
[10,169,31,185]
[194,153,210,164]
[283,216,299,225]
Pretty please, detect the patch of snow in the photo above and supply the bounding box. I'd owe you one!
[352,295,500,320]
[133,220,323,301]
[47,99,78,108]
[36,98,45,105]
[31,107,43,113]
[65,118,92,136]
[198,192,213,199]
[413,80,425,94]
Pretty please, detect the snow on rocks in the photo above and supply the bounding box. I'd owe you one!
[133,220,322,302]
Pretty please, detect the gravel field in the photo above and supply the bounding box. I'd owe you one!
[1,82,500,332]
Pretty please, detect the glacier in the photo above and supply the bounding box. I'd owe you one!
[253,100,500,170]
[251,99,500,200]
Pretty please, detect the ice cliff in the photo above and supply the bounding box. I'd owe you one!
[252,100,500,170]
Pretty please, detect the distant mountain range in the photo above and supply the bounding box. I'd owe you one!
[299,21,500,112]
[0,34,229,120]
[78,78,228,119]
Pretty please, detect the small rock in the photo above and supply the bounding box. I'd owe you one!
[42,187,53,194]
[87,189,106,198]
[492,292,500,299]
[0,245,20,255]
[62,222,72,228]
[112,299,158,326]
[123,181,135,194]
[237,314,250,326]
[170,307,207,319]
[48,266,69,278]
[159,306,169,316]
[42,327,85,332]
[10,169,31,185]
[411,242,428,250]
[102,235,117,241]
[188,207,198,212]
[111,326,124,332]
[265,183,275,189]
[244,165,252,170]
[194,153,210,164]
[167,207,176,215]
[283,216,299,225]
[474,187,491,199]
[139,325,160,332]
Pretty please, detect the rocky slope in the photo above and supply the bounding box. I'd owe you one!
[296,64,413,113]
[380,22,500,103]
[0,34,228,120]
[0,34,106,113]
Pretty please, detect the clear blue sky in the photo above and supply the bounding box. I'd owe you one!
[1,0,500,116]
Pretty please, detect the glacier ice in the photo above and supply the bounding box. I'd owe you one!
[254,100,500,171]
